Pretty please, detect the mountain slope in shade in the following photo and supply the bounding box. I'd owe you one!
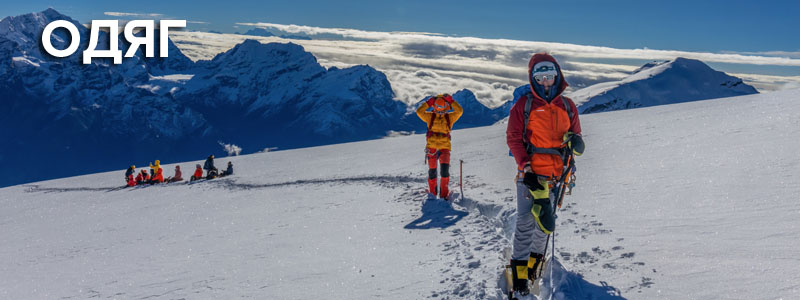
[570,57,758,114]
[175,40,407,150]
[0,9,211,187]
[0,10,404,186]
[450,89,509,128]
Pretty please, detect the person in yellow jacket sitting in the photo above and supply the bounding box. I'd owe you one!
[416,94,463,200]
[149,160,164,183]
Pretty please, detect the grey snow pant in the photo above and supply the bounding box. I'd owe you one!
[512,175,554,260]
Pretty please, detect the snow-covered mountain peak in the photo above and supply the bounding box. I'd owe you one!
[0,9,85,57]
[310,64,393,102]
[629,57,718,80]
[570,57,758,114]
[452,89,480,106]
[630,60,669,74]
[0,8,75,36]
[208,40,316,66]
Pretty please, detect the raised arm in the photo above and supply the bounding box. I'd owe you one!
[449,100,464,124]
[416,98,433,122]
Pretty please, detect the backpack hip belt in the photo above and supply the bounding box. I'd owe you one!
[426,131,451,138]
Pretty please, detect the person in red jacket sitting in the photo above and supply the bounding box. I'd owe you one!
[127,174,137,187]
[151,169,164,184]
[190,164,203,181]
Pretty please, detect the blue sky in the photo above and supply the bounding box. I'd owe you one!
[2,0,798,53]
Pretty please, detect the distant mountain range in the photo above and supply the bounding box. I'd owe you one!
[0,9,409,186]
[0,9,758,186]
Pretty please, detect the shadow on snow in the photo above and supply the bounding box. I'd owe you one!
[540,258,627,300]
[404,198,468,230]
[24,175,426,193]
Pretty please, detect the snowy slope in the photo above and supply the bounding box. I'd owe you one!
[570,57,758,114]
[2,89,799,299]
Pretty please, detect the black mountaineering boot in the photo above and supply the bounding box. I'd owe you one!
[509,259,531,299]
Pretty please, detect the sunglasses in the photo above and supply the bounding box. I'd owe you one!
[533,74,557,82]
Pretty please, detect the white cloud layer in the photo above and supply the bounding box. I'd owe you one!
[104,12,164,18]
[169,24,800,107]
[237,22,800,67]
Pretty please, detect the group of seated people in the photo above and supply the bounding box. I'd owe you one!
[124,155,234,187]
[191,155,234,181]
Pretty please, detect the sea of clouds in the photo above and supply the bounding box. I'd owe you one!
[169,23,800,107]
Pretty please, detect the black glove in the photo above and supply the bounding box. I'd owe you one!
[523,172,544,191]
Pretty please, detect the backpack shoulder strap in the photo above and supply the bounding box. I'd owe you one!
[523,93,534,118]
[445,114,451,132]
[561,96,574,121]
[522,93,534,148]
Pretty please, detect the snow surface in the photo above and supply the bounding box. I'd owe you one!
[1,89,799,299]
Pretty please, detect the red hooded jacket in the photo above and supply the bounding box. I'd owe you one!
[152,168,164,183]
[506,53,581,178]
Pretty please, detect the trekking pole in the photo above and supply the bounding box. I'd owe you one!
[548,146,576,297]
[549,175,568,298]
[550,214,556,298]
[546,178,565,297]
[539,147,574,283]
[459,159,464,200]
